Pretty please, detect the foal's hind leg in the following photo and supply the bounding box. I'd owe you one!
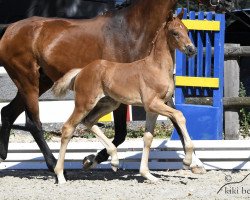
[55,108,85,184]
[167,100,206,174]
[82,97,121,170]
[84,103,128,167]
[0,92,25,161]
[55,107,119,183]
[89,125,119,172]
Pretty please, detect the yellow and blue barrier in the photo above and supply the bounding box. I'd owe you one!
[172,8,225,140]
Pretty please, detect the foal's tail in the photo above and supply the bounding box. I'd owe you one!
[52,68,82,97]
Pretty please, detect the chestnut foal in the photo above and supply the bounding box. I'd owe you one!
[52,12,198,184]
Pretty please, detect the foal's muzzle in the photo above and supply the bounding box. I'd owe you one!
[184,45,197,57]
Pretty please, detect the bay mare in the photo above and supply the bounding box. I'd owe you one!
[0,0,205,175]
[52,10,204,184]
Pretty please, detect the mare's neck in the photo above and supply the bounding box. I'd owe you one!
[111,0,177,58]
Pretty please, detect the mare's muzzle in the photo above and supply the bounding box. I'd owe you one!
[184,45,197,57]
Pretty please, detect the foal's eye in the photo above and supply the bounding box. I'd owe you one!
[173,32,179,37]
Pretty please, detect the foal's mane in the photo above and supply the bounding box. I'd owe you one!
[148,22,167,56]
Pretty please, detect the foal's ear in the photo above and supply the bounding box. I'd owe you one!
[177,8,184,20]
[167,10,174,21]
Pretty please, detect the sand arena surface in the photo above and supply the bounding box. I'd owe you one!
[0,169,249,200]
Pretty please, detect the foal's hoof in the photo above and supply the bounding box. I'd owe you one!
[111,160,119,172]
[83,154,97,170]
[191,166,207,174]
[111,165,118,172]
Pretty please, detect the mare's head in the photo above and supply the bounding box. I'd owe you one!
[166,9,196,57]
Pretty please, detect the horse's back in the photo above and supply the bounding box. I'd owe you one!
[0,15,108,80]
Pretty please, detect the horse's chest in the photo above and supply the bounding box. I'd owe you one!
[144,73,174,101]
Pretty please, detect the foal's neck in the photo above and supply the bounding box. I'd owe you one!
[149,26,174,68]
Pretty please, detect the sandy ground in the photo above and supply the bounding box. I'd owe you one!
[0,124,249,200]
[0,169,250,200]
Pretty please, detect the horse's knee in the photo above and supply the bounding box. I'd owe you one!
[173,110,186,124]
[61,123,74,141]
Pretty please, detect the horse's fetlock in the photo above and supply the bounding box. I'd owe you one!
[143,132,153,147]
[185,142,194,152]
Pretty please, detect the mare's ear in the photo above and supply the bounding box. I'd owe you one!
[177,8,184,20]
[167,10,174,21]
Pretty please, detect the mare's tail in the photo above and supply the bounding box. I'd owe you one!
[52,68,82,97]
[0,24,9,39]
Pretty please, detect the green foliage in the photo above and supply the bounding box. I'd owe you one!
[44,131,54,141]
[42,121,174,141]
[77,122,172,139]
[239,82,250,138]
[103,122,173,139]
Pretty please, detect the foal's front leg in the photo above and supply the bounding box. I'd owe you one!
[147,98,194,168]
[140,112,159,182]
[167,100,206,174]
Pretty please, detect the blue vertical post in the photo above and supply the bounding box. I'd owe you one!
[204,12,213,97]
[213,14,225,139]
[175,8,188,105]
[188,11,196,96]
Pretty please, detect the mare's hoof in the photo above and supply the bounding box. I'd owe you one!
[191,166,207,174]
[82,154,96,170]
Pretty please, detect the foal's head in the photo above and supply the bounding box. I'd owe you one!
[166,9,196,57]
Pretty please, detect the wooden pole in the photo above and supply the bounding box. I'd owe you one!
[224,44,240,140]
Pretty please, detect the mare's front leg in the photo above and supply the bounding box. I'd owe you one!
[167,100,206,174]
[140,112,159,182]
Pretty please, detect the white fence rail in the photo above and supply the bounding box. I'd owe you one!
[0,140,250,170]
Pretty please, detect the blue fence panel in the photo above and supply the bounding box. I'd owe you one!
[171,9,225,140]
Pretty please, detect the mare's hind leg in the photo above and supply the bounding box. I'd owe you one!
[0,74,52,159]
[21,88,56,172]
[140,112,159,182]
[0,92,25,161]
[167,100,206,174]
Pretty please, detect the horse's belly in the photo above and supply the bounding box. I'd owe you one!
[105,88,142,106]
